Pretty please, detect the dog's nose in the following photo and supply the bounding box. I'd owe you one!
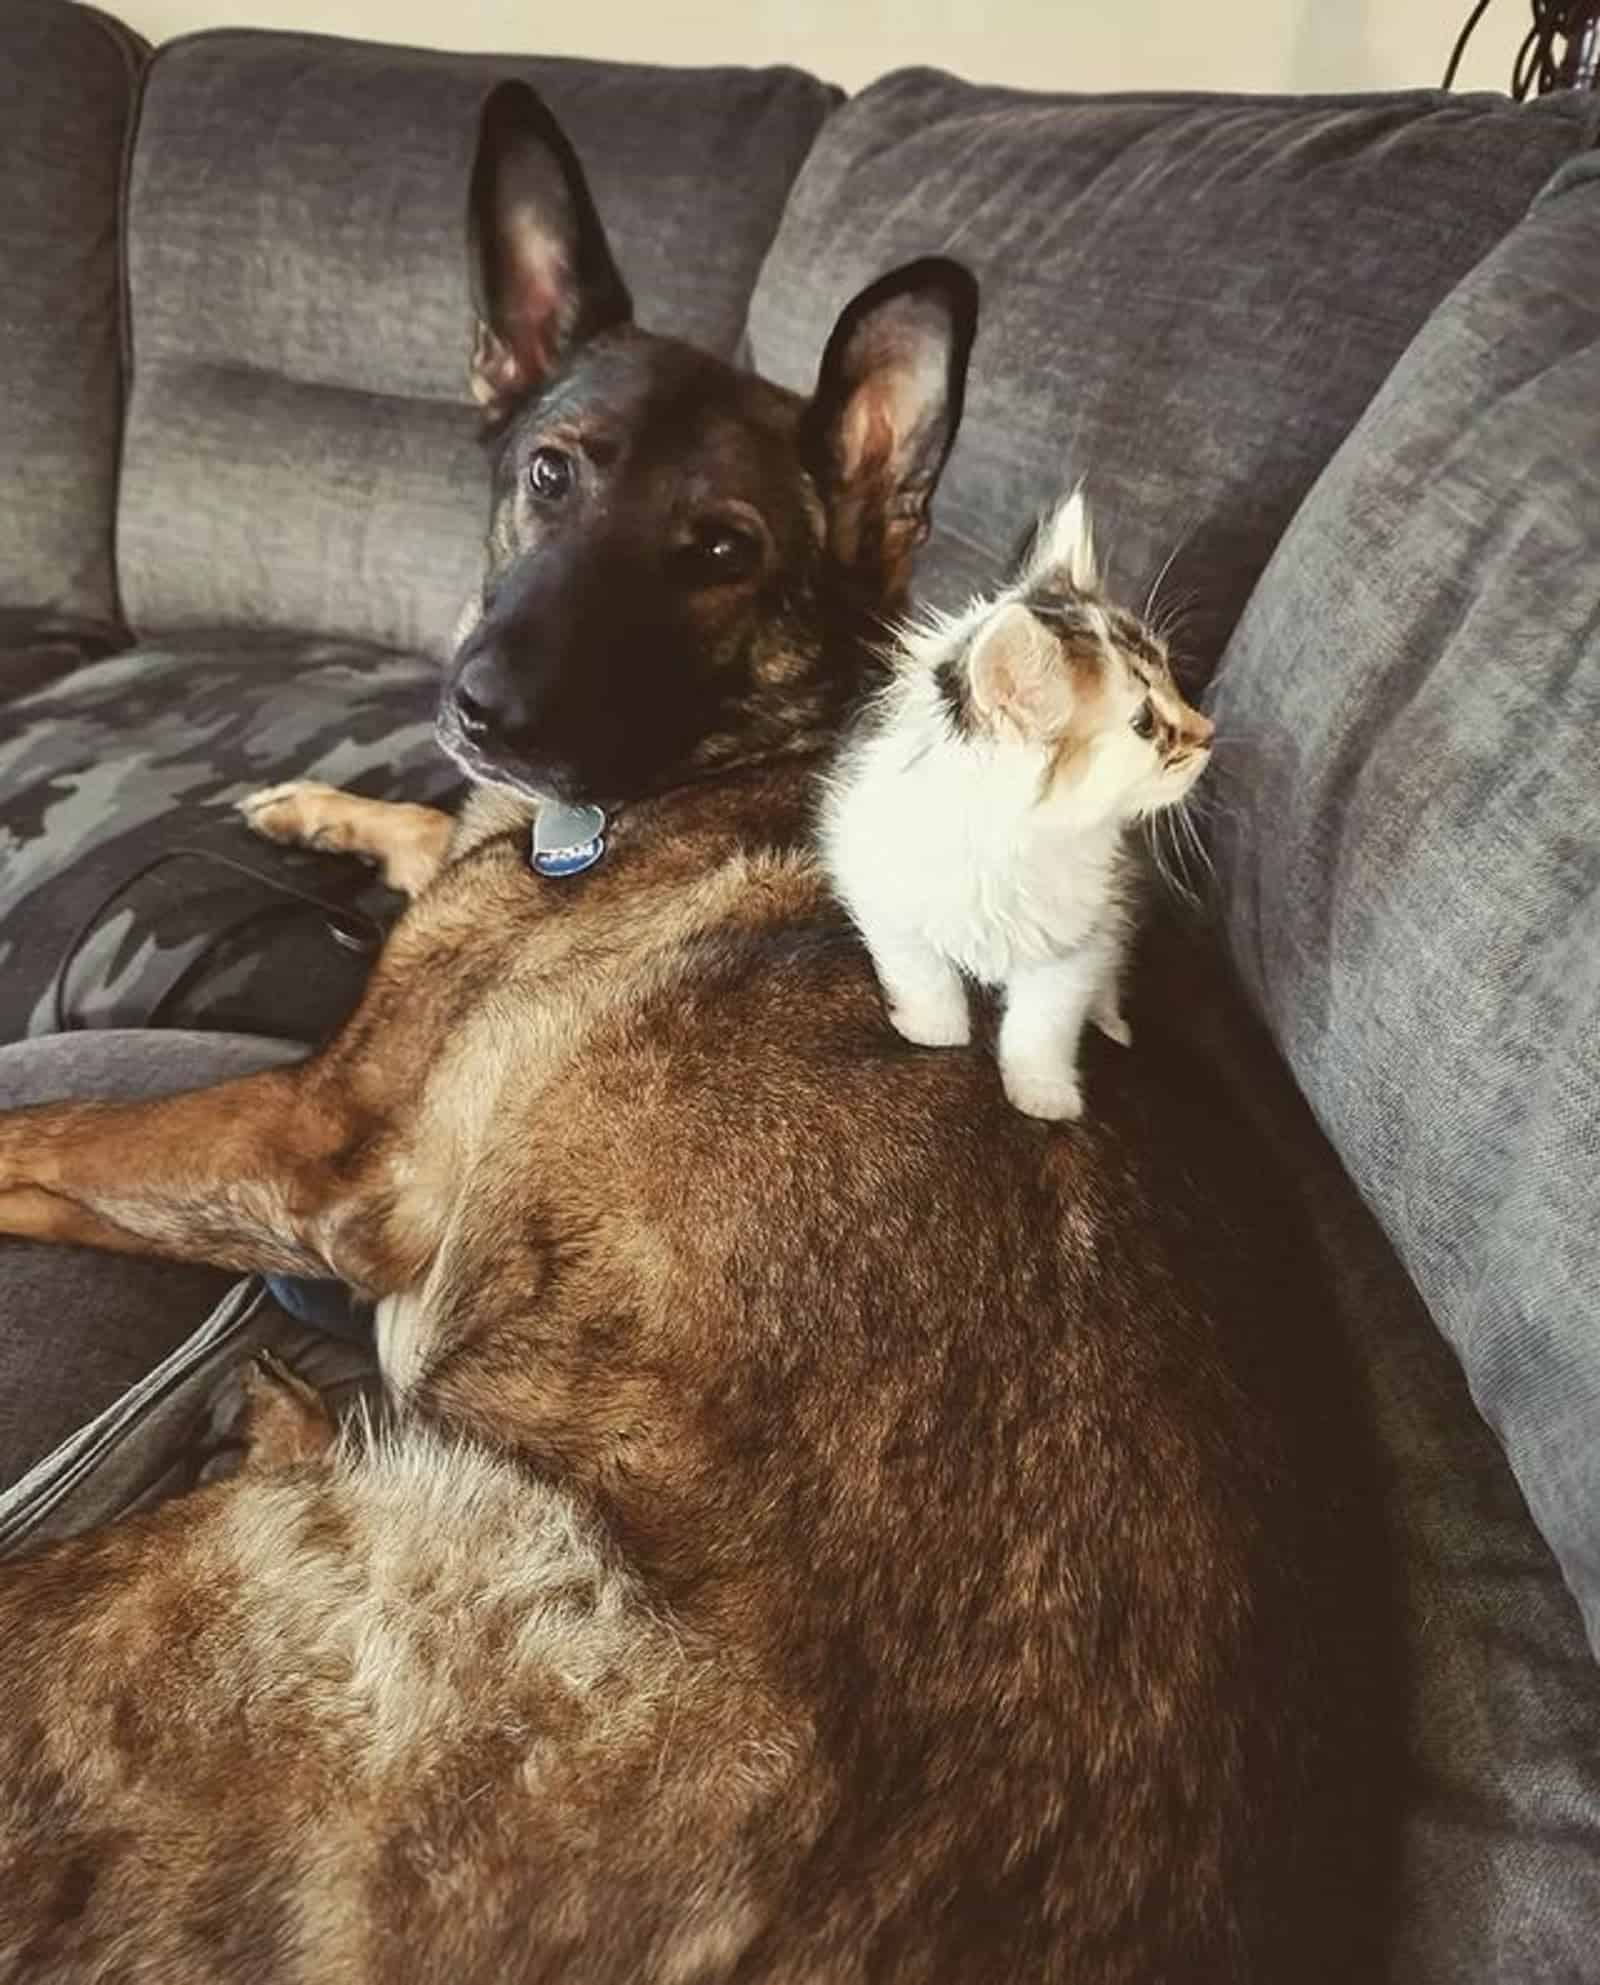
[451,651,528,745]
[454,683,496,741]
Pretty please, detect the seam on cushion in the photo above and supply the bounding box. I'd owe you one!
[138,24,833,92]
[73,3,148,84]
[125,352,481,420]
[849,68,1545,113]
[735,79,849,368]
[74,1,150,650]
[109,30,161,649]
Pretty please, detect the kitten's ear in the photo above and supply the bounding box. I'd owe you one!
[1024,486,1100,593]
[468,82,633,420]
[968,604,1074,742]
[800,258,978,610]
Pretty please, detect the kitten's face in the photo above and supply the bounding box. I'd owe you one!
[957,492,1213,829]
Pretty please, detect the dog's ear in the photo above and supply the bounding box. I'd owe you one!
[468,81,633,420]
[800,258,978,609]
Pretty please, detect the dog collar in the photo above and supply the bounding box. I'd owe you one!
[530,800,608,878]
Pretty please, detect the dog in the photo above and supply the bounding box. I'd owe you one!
[0,82,1392,1983]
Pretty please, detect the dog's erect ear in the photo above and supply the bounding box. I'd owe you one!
[800,258,978,608]
[468,81,633,419]
[1022,486,1100,594]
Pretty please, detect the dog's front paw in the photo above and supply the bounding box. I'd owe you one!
[1001,1060,1085,1123]
[237,780,352,855]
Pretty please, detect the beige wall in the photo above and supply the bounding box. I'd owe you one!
[116,0,1523,97]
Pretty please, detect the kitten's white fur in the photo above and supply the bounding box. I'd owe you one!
[820,491,1211,1122]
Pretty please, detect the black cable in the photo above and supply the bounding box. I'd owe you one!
[51,846,384,1034]
[1445,0,1600,93]
[1444,0,1498,87]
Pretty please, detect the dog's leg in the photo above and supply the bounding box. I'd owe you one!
[0,1064,409,1291]
[239,782,454,898]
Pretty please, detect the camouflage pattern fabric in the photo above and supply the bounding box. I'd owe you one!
[0,636,461,1044]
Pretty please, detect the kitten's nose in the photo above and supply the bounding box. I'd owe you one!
[1187,712,1215,751]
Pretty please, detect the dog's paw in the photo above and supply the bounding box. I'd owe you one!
[198,1350,339,1484]
[1001,1061,1085,1123]
[240,1351,338,1471]
[237,780,352,855]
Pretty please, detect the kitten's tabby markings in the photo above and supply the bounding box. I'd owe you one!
[821,491,1213,1120]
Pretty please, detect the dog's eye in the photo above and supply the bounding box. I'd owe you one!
[526,448,573,501]
[1130,701,1156,739]
[688,523,760,584]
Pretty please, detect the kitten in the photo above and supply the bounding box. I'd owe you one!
[820,490,1213,1121]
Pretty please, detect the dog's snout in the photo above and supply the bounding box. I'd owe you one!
[454,682,495,742]
[451,651,528,746]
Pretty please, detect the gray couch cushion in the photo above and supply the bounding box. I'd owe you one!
[748,73,1599,683]
[1210,158,1600,1659]
[0,0,144,653]
[116,32,838,658]
[0,636,459,1043]
[1150,918,1600,1983]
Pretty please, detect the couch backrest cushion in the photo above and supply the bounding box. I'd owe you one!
[747,72,1598,684]
[1209,157,1600,1660]
[0,0,144,644]
[116,32,838,659]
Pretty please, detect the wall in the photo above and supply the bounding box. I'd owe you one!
[115,0,1527,97]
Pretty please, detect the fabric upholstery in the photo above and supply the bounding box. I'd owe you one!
[0,635,459,1043]
[1140,915,1600,1983]
[116,31,839,657]
[1209,158,1600,1660]
[748,73,1600,682]
[0,0,144,654]
[0,1029,301,1490]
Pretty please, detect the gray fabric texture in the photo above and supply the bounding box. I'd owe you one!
[1210,158,1600,1660]
[1141,915,1600,1983]
[0,1271,379,1556]
[116,30,839,657]
[748,73,1600,684]
[0,0,145,651]
[0,635,459,1043]
[0,1029,299,1488]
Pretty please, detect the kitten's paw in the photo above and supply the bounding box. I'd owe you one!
[1093,1010,1133,1048]
[1002,1063,1085,1122]
[889,999,972,1049]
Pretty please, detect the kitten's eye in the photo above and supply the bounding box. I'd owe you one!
[526,447,573,502]
[1131,701,1156,739]
[686,521,761,585]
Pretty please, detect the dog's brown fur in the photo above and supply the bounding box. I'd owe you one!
[0,767,1389,1983]
[0,82,1391,1985]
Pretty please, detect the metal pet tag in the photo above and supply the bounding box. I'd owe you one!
[530,800,608,879]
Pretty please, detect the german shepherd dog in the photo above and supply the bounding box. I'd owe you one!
[0,85,1390,1984]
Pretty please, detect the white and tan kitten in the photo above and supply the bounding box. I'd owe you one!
[821,490,1213,1121]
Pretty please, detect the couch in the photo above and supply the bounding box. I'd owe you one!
[2,2,1598,1973]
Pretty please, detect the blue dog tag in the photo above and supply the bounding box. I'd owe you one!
[530,801,608,879]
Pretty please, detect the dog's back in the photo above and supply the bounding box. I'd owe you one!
[0,767,1389,1983]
